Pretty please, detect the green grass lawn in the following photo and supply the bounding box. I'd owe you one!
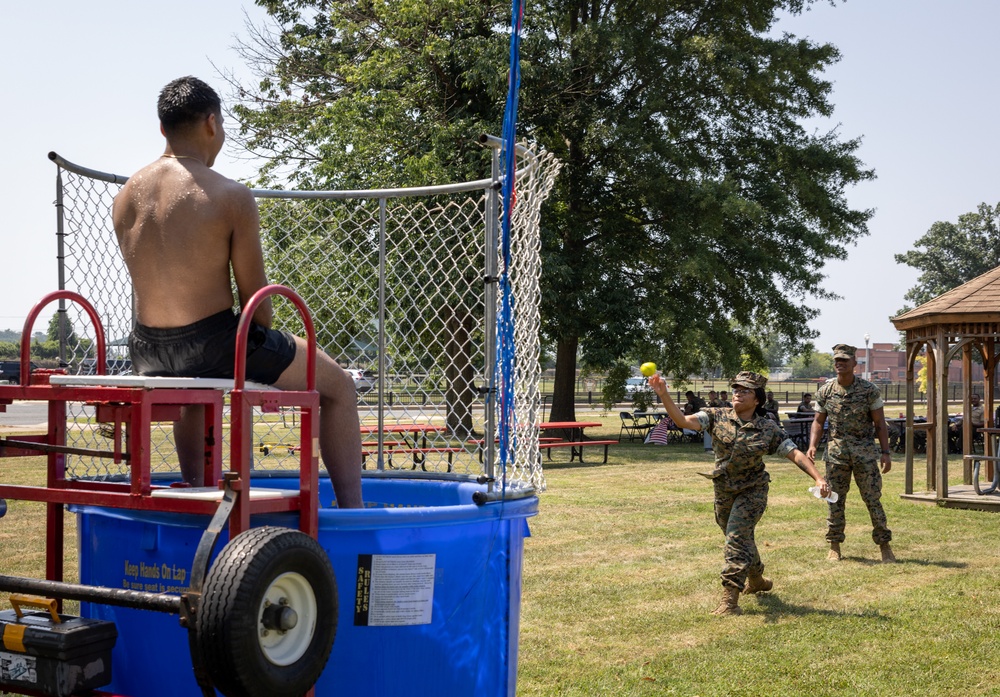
[518,420,1000,697]
[3,416,999,696]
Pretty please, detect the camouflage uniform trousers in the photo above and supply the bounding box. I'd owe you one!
[825,438,892,546]
[714,480,768,590]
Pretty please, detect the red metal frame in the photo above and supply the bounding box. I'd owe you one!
[0,285,321,585]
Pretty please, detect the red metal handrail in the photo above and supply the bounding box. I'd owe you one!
[234,285,316,390]
[21,291,107,383]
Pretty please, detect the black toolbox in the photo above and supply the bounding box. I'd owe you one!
[0,606,117,697]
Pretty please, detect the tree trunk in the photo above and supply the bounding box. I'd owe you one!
[444,304,476,439]
[549,336,579,423]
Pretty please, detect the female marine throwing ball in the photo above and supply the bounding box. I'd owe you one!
[649,370,829,616]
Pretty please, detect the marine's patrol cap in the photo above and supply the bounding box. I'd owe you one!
[731,371,767,390]
[832,344,857,360]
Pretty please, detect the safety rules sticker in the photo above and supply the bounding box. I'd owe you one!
[0,652,37,684]
[354,554,436,626]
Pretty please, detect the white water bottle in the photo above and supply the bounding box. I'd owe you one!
[809,486,838,503]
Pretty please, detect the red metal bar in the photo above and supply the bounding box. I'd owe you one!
[21,290,107,385]
[235,285,317,391]
[231,285,320,539]
[0,483,304,516]
[45,397,66,606]
[0,286,326,697]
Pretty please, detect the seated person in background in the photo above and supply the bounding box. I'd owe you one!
[112,76,363,508]
[681,391,706,439]
[683,390,706,415]
[955,393,986,451]
[970,393,985,430]
[949,394,987,452]
[796,393,815,415]
[948,414,964,453]
[763,391,781,422]
[718,391,732,408]
[707,390,721,407]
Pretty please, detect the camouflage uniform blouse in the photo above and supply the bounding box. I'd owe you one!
[696,408,797,491]
[815,377,883,443]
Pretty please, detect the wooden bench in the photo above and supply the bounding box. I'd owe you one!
[261,440,409,456]
[782,419,810,450]
[361,446,464,472]
[467,436,562,463]
[260,442,300,456]
[539,440,617,464]
[467,437,562,444]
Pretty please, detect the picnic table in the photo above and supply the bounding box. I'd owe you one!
[886,417,932,454]
[538,421,615,463]
[782,415,826,451]
[633,412,668,422]
[359,423,458,470]
[968,427,1000,494]
[360,423,448,448]
[539,421,601,440]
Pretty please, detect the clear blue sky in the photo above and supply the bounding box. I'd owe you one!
[0,0,267,332]
[1,0,997,358]
[778,0,1000,353]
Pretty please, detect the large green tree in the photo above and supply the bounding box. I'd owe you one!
[229,0,872,421]
[895,202,1000,311]
[789,350,833,379]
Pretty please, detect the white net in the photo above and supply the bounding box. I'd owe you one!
[50,141,559,492]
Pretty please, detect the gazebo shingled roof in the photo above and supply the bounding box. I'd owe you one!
[893,265,1000,329]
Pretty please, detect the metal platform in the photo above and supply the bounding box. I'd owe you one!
[49,375,269,390]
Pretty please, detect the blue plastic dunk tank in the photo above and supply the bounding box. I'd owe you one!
[71,476,537,696]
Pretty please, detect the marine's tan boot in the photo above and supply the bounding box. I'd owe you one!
[743,572,773,595]
[827,542,842,562]
[711,586,742,616]
[880,543,897,564]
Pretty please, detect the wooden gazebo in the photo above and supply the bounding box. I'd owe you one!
[891,266,1000,510]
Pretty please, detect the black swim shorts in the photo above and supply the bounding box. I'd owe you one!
[129,309,297,385]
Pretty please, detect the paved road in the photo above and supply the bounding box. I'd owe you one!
[0,401,49,428]
[0,398,605,430]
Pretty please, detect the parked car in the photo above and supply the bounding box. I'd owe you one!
[0,360,38,384]
[346,369,376,394]
[624,377,648,395]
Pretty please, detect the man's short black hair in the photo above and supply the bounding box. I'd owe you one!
[158,76,221,135]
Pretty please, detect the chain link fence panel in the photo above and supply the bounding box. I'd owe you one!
[48,141,558,492]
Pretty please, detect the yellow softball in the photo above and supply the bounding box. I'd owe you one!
[640,362,657,377]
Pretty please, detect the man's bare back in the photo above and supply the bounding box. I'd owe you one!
[113,157,269,328]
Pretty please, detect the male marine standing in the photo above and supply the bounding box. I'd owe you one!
[807,344,895,563]
[112,76,363,507]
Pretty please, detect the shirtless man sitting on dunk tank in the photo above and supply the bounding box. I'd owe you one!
[112,76,362,508]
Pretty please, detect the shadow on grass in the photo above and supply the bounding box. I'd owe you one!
[542,460,612,470]
[749,593,892,622]
[838,555,967,569]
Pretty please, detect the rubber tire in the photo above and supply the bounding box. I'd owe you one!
[194,526,338,697]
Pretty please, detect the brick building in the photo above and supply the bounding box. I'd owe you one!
[856,342,983,384]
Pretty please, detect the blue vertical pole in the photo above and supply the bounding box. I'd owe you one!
[495,0,524,485]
